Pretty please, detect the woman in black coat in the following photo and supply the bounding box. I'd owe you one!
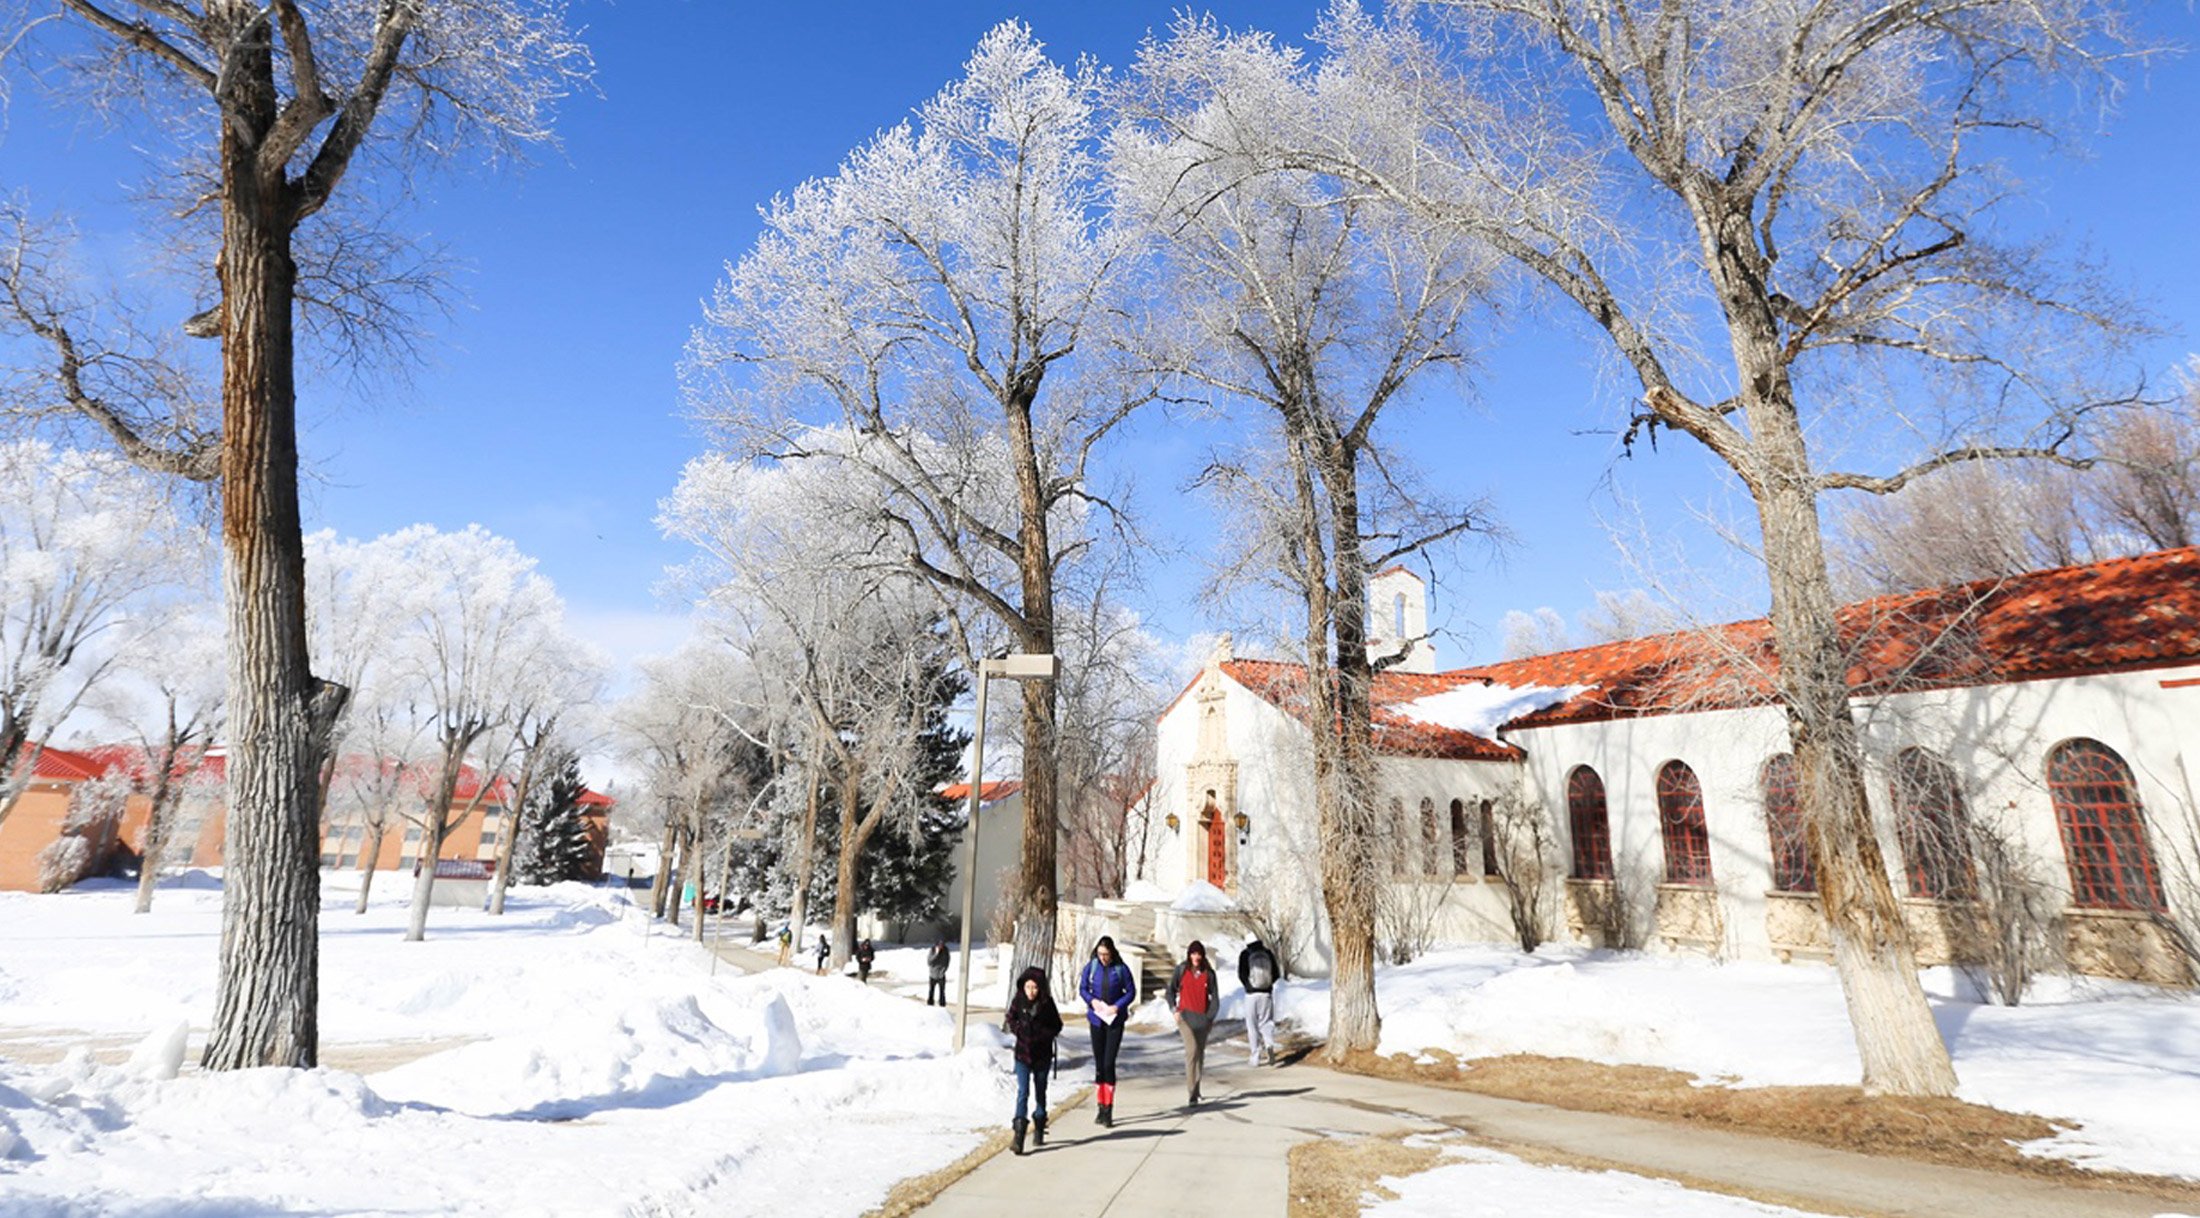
[1005,965,1063,1154]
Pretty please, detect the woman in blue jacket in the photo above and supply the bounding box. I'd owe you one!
[1078,935,1135,1127]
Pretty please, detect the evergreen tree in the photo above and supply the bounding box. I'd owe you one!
[513,752,595,887]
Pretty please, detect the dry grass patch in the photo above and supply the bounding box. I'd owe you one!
[1334,1049,2200,1203]
[1288,1134,1444,1218]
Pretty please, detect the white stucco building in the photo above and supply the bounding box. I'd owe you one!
[1133,550,2200,986]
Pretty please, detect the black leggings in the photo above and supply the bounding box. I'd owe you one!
[1089,1019,1126,1086]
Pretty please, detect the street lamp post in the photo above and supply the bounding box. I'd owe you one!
[953,652,1057,1052]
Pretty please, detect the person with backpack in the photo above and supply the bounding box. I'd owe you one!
[1005,966,1063,1155]
[1238,937,1280,1067]
[814,933,830,976]
[926,937,951,1006]
[1166,940,1220,1106]
[855,937,876,984]
[1077,935,1135,1127]
[776,925,793,967]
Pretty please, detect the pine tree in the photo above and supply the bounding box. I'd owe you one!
[513,752,595,887]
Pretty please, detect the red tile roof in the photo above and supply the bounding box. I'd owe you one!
[940,780,1022,804]
[17,745,106,782]
[1217,659,1526,762]
[1458,547,2200,729]
[1179,547,2200,750]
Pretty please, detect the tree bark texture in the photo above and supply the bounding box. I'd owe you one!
[1005,390,1061,989]
[354,828,384,915]
[1310,432,1383,1060]
[201,19,336,1066]
[788,759,822,939]
[649,819,677,918]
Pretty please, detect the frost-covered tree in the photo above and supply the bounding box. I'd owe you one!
[92,610,226,913]
[367,524,574,941]
[485,634,605,916]
[685,22,1152,977]
[511,748,593,887]
[616,638,758,933]
[0,439,202,825]
[2,0,591,1071]
[662,452,970,965]
[1269,0,2149,1094]
[1116,22,1500,1056]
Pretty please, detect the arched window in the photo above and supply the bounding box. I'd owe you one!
[1480,799,1501,877]
[1565,766,1613,880]
[1449,799,1471,876]
[1891,748,1974,900]
[2046,739,2164,911]
[1419,798,1441,877]
[1760,754,1815,893]
[1656,761,1714,887]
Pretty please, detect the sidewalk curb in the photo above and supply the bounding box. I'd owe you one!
[866,1085,1094,1218]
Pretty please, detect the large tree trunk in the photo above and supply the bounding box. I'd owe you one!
[787,758,822,939]
[201,40,345,1067]
[404,742,473,942]
[1756,466,1959,1096]
[133,778,176,915]
[829,784,888,970]
[1004,391,1060,986]
[354,826,385,915]
[488,739,546,916]
[649,817,677,918]
[1312,432,1383,1060]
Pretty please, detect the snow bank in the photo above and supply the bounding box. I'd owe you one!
[1370,1143,1826,1217]
[372,992,803,1118]
[1122,878,1173,903]
[1171,880,1238,913]
[1273,946,2200,1180]
[0,874,1015,1215]
[1394,680,1584,737]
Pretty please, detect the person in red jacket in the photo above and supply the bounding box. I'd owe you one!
[1166,940,1221,1106]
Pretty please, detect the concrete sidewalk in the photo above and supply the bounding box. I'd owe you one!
[916,1029,2195,1218]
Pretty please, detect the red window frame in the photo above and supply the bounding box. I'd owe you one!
[2046,739,2164,912]
[1760,754,1816,893]
[1656,760,1714,887]
[1566,767,1613,880]
[1891,748,1974,900]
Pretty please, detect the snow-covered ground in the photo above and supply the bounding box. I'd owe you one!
[1275,945,2200,1180]
[0,872,1013,1216]
[1367,1141,1830,1218]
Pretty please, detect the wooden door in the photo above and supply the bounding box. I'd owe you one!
[1205,806,1228,887]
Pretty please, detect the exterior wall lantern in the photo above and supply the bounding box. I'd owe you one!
[1233,812,1250,849]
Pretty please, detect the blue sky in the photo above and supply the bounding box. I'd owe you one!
[5,2,2197,675]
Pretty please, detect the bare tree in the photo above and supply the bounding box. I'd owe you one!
[94,610,226,913]
[2086,373,2199,552]
[1489,787,1557,953]
[485,638,605,917]
[3,0,589,1070]
[372,524,570,942]
[1265,0,2150,1096]
[684,23,1153,980]
[0,438,200,824]
[1117,23,1500,1057]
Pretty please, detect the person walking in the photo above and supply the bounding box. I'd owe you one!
[776,924,793,968]
[1166,940,1220,1106]
[814,933,830,976]
[926,937,951,1006]
[1237,937,1280,1067]
[1005,966,1063,1155]
[1077,935,1135,1128]
[855,937,876,984]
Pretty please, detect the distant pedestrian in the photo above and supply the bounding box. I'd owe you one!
[1006,966,1063,1155]
[926,938,951,1006]
[1237,937,1280,1067]
[776,925,794,968]
[1078,935,1136,1128]
[815,933,830,975]
[855,937,876,984]
[1167,940,1220,1106]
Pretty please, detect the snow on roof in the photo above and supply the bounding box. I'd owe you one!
[1393,681,1586,738]
[1170,880,1239,913]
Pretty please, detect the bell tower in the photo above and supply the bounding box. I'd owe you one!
[1367,566,1434,673]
